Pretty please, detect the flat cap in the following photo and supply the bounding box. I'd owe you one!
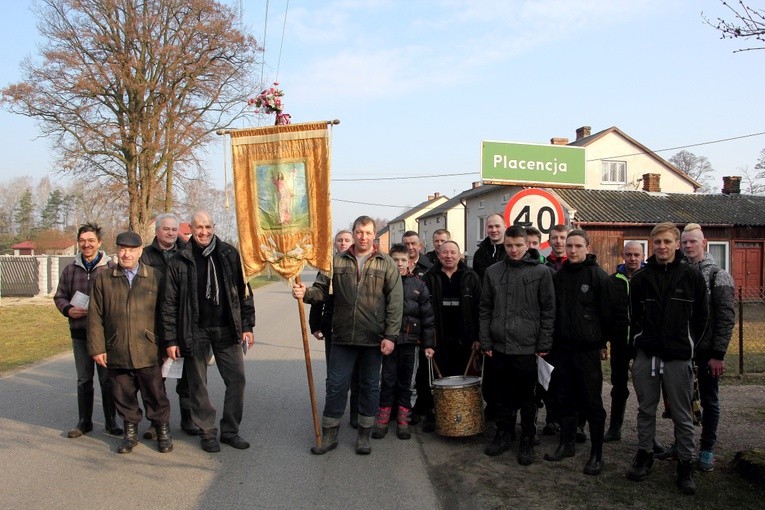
[115,231,143,247]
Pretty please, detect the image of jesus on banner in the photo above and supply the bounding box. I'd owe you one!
[256,161,309,231]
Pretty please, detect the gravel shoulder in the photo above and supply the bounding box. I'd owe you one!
[417,382,765,509]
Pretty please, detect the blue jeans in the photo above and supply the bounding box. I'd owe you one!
[697,356,721,452]
[324,344,383,420]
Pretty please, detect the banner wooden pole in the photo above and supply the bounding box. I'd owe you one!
[295,275,322,448]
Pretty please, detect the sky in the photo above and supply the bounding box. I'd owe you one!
[1,0,764,234]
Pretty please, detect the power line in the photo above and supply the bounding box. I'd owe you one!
[260,0,270,85]
[586,130,765,162]
[333,171,476,182]
[275,0,289,82]
[333,198,410,208]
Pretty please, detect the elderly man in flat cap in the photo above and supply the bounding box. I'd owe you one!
[88,231,172,454]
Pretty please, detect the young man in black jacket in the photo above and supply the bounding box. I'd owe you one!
[543,229,610,476]
[627,223,708,495]
[479,226,554,465]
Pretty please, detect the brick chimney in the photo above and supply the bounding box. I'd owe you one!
[428,194,434,200]
[722,176,741,195]
[642,173,661,192]
[550,137,569,145]
[433,192,441,198]
[575,126,591,140]
[472,181,482,189]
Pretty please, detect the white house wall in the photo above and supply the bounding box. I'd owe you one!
[583,132,695,193]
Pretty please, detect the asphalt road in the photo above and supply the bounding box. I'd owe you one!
[0,274,441,510]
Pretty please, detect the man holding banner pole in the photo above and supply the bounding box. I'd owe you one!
[292,215,403,455]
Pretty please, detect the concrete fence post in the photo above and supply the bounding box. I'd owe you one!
[50,257,60,295]
[36,256,48,296]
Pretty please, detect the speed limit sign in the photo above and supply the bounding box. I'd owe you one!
[503,188,565,250]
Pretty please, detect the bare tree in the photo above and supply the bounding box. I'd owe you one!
[1,0,261,233]
[738,165,765,194]
[669,150,716,193]
[703,1,765,52]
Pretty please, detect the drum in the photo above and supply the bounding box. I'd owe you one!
[432,375,484,437]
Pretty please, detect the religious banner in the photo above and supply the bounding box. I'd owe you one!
[230,121,333,279]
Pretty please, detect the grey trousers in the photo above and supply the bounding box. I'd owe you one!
[632,350,695,461]
[184,327,246,440]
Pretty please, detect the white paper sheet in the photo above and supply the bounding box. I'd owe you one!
[161,357,184,379]
[70,291,89,309]
[537,356,554,391]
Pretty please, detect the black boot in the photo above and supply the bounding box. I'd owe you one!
[102,391,122,436]
[544,417,576,461]
[180,408,202,436]
[68,389,94,438]
[584,438,604,475]
[117,422,138,454]
[310,417,340,455]
[677,459,697,495]
[627,449,654,481]
[604,398,626,443]
[356,415,374,455]
[156,423,173,453]
[485,429,513,457]
[518,436,535,465]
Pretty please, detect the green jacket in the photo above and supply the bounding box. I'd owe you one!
[305,246,403,347]
[87,263,162,369]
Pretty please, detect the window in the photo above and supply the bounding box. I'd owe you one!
[477,217,485,241]
[602,161,626,183]
[502,193,510,204]
[707,241,729,272]
[478,200,485,209]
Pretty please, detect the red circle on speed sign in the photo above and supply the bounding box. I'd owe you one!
[503,188,565,250]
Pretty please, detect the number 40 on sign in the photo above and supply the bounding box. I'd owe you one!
[503,188,566,251]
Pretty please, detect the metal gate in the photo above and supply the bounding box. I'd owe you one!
[0,256,39,296]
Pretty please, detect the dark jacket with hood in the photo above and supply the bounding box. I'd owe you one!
[472,236,506,280]
[161,235,255,357]
[553,254,612,352]
[687,253,734,361]
[304,245,403,347]
[609,262,644,349]
[630,250,708,361]
[423,260,482,347]
[140,236,187,281]
[479,248,555,355]
[398,274,436,348]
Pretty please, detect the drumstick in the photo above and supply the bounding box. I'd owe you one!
[463,349,477,377]
[431,357,443,379]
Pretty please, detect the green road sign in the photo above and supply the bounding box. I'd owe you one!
[481,140,585,187]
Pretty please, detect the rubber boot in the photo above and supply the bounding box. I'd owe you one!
[117,422,139,454]
[180,408,202,436]
[677,459,697,495]
[584,436,604,475]
[68,390,94,438]
[310,417,340,455]
[396,406,412,440]
[371,406,392,439]
[604,398,626,443]
[102,391,122,436]
[157,423,173,453]
[544,417,576,461]
[356,415,374,455]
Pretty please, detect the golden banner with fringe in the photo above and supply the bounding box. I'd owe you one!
[230,121,333,279]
